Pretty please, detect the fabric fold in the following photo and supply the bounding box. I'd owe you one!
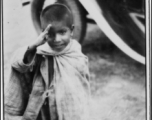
[5,39,90,120]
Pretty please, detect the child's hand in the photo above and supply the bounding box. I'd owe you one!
[28,24,52,50]
[36,24,52,46]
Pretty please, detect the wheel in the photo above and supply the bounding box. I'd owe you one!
[31,0,87,43]
[96,0,145,56]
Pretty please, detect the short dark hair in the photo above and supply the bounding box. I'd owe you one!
[40,3,73,28]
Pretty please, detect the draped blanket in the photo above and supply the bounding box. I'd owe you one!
[5,39,90,120]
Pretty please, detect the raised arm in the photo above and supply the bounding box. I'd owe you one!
[11,24,52,73]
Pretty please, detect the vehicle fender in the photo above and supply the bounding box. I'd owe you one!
[78,0,145,64]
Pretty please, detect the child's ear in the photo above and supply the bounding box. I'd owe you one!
[70,24,75,36]
[71,24,75,31]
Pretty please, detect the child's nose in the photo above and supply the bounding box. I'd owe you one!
[54,34,61,42]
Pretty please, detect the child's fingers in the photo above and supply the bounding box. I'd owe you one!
[39,24,51,43]
[43,30,48,35]
[45,24,52,32]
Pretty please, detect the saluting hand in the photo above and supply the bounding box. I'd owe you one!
[28,24,52,50]
[37,24,52,46]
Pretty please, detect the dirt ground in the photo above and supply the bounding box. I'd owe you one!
[3,1,146,120]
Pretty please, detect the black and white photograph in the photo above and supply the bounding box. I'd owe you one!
[1,0,151,120]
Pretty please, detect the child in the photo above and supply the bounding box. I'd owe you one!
[5,3,90,120]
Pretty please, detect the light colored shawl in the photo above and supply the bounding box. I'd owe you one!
[37,39,90,120]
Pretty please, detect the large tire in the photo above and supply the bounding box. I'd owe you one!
[31,0,87,43]
[96,0,145,56]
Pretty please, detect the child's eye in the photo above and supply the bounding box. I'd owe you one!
[59,31,66,35]
[48,33,54,37]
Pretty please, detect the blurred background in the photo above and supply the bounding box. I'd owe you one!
[3,0,146,120]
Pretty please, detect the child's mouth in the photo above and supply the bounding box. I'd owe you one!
[52,43,64,47]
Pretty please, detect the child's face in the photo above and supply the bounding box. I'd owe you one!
[42,20,73,52]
